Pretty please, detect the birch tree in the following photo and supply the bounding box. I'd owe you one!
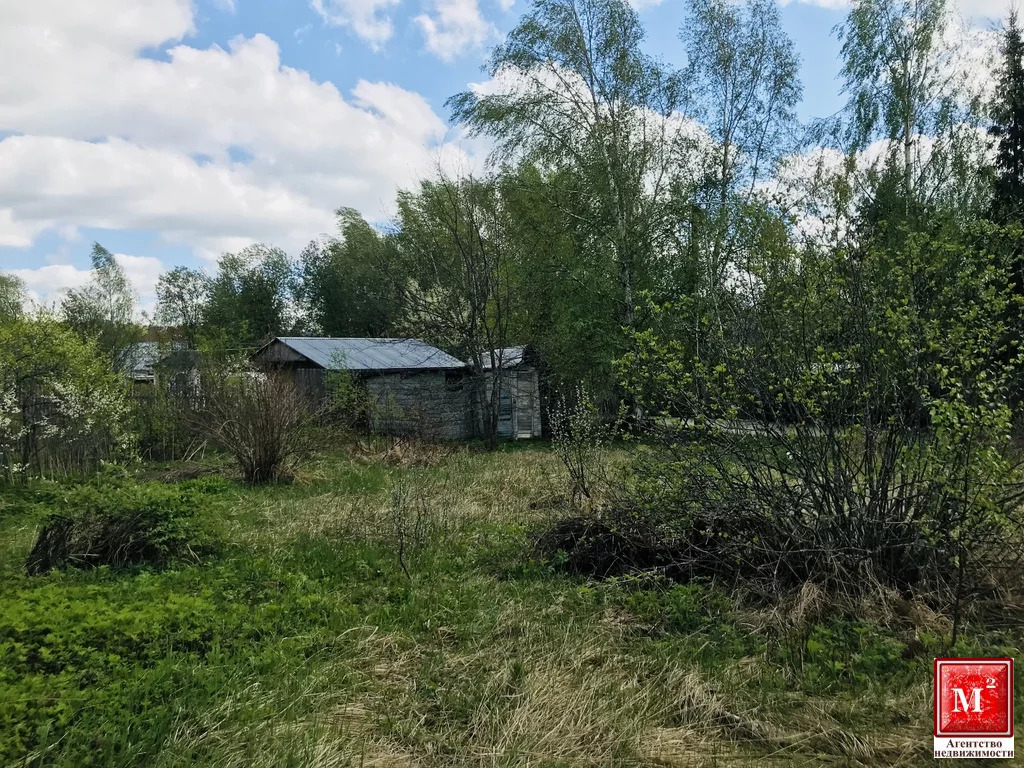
[680,0,801,298]
[837,0,986,218]
[449,0,687,338]
[61,244,141,372]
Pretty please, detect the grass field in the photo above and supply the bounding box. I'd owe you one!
[1,441,1021,767]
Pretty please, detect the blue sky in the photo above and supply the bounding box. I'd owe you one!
[0,0,1010,311]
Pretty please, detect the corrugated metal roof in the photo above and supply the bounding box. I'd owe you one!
[271,337,467,371]
[481,347,526,370]
[126,342,160,375]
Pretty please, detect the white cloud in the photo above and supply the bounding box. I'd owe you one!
[310,0,400,48]
[9,253,164,315]
[0,1,481,263]
[496,0,516,10]
[416,0,497,61]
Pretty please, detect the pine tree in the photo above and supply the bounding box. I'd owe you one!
[991,11,1024,222]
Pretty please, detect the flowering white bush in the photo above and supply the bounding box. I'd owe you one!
[0,314,129,483]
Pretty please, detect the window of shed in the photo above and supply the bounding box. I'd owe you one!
[445,371,464,391]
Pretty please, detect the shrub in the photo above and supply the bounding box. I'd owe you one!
[550,385,611,505]
[613,224,1024,629]
[24,478,224,575]
[195,367,322,484]
[0,314,130,484]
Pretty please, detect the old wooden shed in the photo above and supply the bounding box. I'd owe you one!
[252,336,474,439]
[482,347,544,440]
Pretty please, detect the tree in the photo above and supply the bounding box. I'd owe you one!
[61,243,141,371]
[0,313,129,483]
[299,208,399,337]
[991,10,1024,223]
[155,266,210,348]
[500,163,625,402]
[449,0,688,339]
[391,174,519,450]
[680,0,802,298]
[616,219,1024,616]
[837,0,985,219]
[205,245,297,347]
[0,273,25,324]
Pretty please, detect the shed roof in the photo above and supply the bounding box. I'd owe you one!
[481,347,527,370]
[261,337,467,372]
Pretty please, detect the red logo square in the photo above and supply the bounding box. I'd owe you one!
[935,658,1014,737]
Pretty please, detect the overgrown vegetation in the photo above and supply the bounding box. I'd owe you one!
[4,0,1024,763]
[23,475,225,575]
[2,446,1019,767]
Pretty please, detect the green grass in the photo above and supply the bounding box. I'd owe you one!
[1,443,1020,767]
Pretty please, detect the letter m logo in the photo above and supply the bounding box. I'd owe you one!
[952,687,983,713]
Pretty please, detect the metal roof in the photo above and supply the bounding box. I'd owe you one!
[125,342,160,375]
[481,347,526,370]
[269,337,467,372]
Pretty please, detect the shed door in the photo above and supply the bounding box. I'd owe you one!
[497,373,515,439]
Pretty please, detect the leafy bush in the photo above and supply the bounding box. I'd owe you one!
[614,223,1024,626]
[0,314,130,484]
[24,478,225,575]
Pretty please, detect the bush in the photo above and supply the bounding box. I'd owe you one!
[613,223,1024,628]
[24,478,224,575]
[0,314,130,484]
[196,367,322,484]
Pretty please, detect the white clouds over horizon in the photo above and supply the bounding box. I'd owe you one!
[0,0,482,292]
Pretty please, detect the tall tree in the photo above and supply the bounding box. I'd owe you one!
[299,208,399,337]
[680,0,802,297]
[991,10,1024,223]
[61,243,141,371]
[449,0,687,339]
[0,273,25,324]
[391,174,519,449]
[205,245,297,347]
[837,0,985,218]
[155,266,210,349]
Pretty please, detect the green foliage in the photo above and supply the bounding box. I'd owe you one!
[61,243,142,372]
[796,622,909,692]
[299,208,399,337]
[0,314,130,484]
[0,557,340,766]
[0,272,25,324]
[154,266,210,348]
[617,221,1024,608]
[24,476,226,574]
[991,11,1024,223]
[204,244,297,347]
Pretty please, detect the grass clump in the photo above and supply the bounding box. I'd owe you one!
[24,475,227,575]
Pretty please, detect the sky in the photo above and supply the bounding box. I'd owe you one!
[0,0,1015,314]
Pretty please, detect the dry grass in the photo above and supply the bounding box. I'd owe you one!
[5,442,976,767]
[205,444,948,767]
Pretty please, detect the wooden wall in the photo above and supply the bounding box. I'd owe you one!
[365,371,473,440]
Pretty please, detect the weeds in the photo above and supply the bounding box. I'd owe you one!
[1,445,1020,767]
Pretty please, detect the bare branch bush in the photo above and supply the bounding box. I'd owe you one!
[550,385,611,506]
[195,367,322,484]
